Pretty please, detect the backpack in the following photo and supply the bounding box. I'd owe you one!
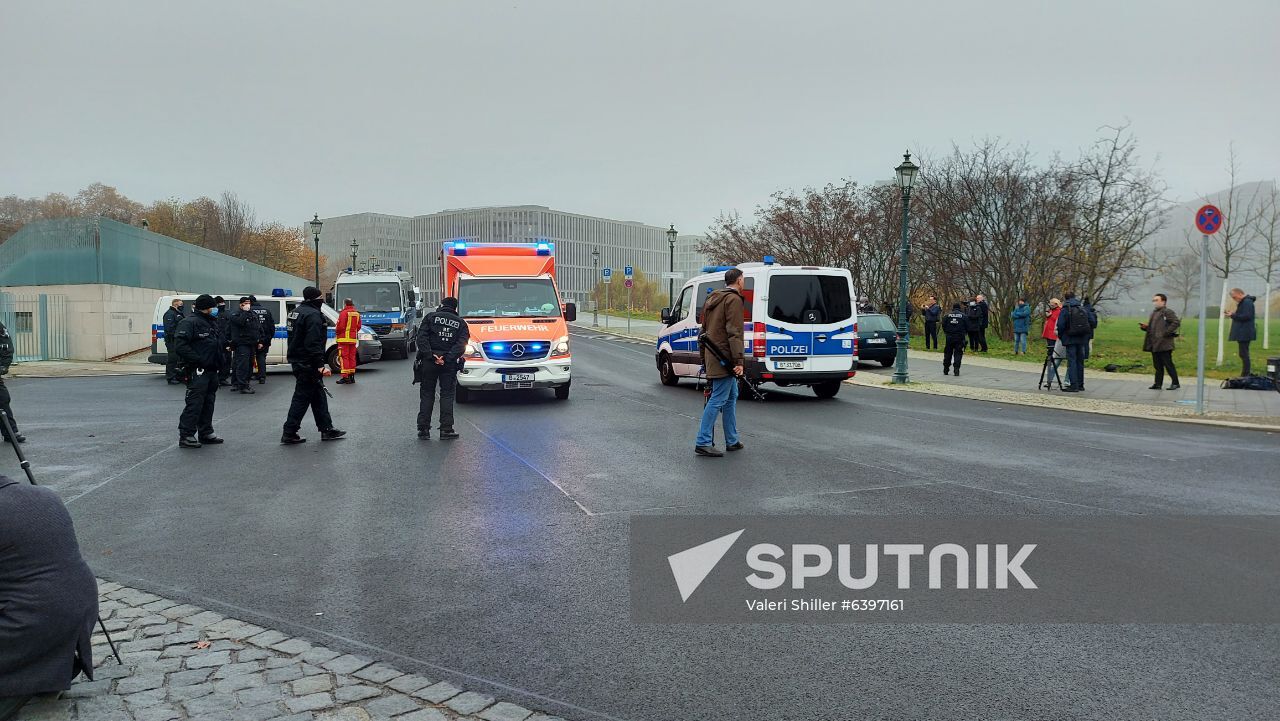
[1221,375,1277,391]
[1065,305,1092,337]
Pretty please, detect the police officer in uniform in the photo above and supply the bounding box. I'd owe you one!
[228,296,260,394]
[215,296,233,386]
[413,297,469,440]
[0,319,23,444]
[281,287,346,444]
[172,294,226,448]
[162,298,186,385]
[249,295,274,384]
[942,302,968,377]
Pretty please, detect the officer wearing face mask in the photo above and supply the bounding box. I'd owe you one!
[172,294,227,448]
[228,296,260,394]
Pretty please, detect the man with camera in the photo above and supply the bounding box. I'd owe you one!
[695,268,746,457]
[1055,291,1096,392]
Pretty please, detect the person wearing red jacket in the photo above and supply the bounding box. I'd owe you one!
[334,299,361,385]
[1041,298,1062,350]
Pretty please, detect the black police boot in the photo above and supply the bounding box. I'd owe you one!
[179,435,202,449]
[320,428,347,441]
[280,432,306,445]
[417,429,430,439]
[198,434,224,444]
[258,377,266,385]
[439,428,459,440]
[335,377,352,385]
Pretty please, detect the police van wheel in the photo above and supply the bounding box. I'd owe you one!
[554,384,570,400]
[326,347,341,375]
[455,386,471,404]
[659,354,679,386]
[813,381,842,399]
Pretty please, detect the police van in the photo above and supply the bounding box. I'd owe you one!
[655,258,858,398]
[148,289,383,373]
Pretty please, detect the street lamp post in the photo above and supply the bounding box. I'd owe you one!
[666,224,678,309]
[892,151,919,385]
[308,214,323,289]
[591,248,600,327]
[349,240,359,273]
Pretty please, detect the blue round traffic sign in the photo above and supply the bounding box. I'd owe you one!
[1195,204,1223,235]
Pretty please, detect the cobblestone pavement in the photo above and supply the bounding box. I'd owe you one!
[15,581,569,721]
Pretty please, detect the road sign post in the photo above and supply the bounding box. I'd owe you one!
[624,266,634,335]
[602,267,612,328]
[1194,205,1223,416]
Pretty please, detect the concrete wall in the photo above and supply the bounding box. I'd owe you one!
[3,283,177,361]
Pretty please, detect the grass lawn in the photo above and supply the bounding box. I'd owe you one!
[909,316,1280,380]
[595,307,664,322]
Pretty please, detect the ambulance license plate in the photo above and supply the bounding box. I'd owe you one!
[776,361,804,370]
[504,373,535,382]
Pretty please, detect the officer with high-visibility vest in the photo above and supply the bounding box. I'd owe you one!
[334,298,361,385]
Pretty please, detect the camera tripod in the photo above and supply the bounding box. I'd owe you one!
[1038,342,1065,391]
[0,409,124,666]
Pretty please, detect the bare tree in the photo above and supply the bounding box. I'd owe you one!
[1190,145,1261,366]
[1162,245,1201,317]
[1064,124,1167,307]
[1252,182,1279,349]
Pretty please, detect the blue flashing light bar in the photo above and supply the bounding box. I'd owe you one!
[536,242,552,256]
[271,288,288,297]
[763,255,775,265]
[701,265,736,273]
[451,241,468,256]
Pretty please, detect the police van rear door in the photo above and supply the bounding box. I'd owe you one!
[763,271,854,373]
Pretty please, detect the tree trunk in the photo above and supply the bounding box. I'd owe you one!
[1265,281,1272,350]
[1216,281,1229,366]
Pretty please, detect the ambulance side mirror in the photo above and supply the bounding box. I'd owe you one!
[563,303,577,322]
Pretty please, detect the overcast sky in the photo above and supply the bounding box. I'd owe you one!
[3,0,1277,232]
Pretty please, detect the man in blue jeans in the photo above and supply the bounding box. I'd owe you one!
[695,268,746,457]
[1055,291,1095,392]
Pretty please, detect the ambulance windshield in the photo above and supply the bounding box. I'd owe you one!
[457,278,561,318]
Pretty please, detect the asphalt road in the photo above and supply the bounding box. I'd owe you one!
[5,330,1279,721]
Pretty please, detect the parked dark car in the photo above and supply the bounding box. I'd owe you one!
[857,313,898,367]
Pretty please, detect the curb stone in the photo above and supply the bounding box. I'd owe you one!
[14,580,565,721]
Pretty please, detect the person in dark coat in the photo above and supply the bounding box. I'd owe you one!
[173,294,227,448]
[0,475,98,711]
[0,321,21,444]
[964,300,983,351]
[249,295,275,385]
[228,296,260,394]
[1081,297,1099,360]
[1225,288,1257,376]
[281,287,345,444]
[921,295,942,349]
[941,302,968,376]
[215,296,233,386]
[414,297,470,439]
[161,298,185,385]
[974,294,990,351]
[1140,293,1181,390]
[1055,292,1096,392]
[1010,298,1032,355]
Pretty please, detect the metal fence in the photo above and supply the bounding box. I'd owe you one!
[0,292,69,361]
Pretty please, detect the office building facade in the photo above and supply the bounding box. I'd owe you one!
[314,206,711,307]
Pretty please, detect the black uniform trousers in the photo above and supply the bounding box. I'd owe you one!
[924,321,939,349]
[943,336,966,372]
[232,343,255,387]
[1151,350,1179,387]
[0,377,17,440]
[255,346,269,381]
[417,361,458,431]
[165,350,181,381]
[178,369,219,437]
[219,348,233,383]
[284,367,333,434]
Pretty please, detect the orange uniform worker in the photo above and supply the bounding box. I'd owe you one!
[334,298,361,384]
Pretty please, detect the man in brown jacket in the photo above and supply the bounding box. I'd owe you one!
[696,268,746,457]
[1140,293,1181,390]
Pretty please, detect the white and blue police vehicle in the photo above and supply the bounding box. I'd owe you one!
[655,258,858,398]
[333,268,422,359]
